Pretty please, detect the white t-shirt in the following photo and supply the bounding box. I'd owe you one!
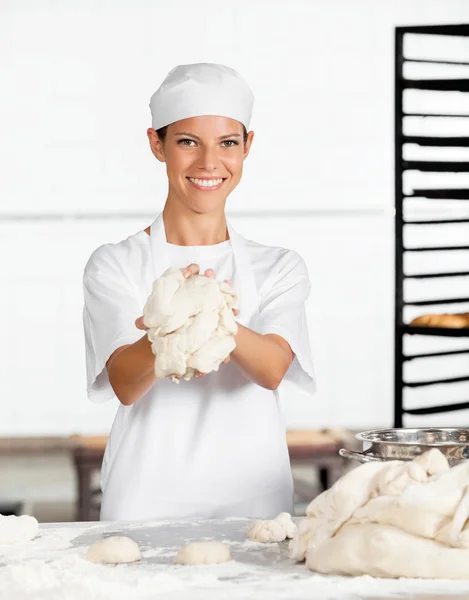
[82,228,315,520]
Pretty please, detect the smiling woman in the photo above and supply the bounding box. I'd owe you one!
[82,62,316,523]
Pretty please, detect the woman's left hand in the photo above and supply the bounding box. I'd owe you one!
[135,269,238,377]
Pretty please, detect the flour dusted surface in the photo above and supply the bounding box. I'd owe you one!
[3,518,469,599]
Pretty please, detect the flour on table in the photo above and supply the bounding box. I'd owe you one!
[248,512,297,543]
[0,514,38,544]
[174,541,232,565]
[143,268,238,381]
[87,536,141,564]
[290,449,469,579]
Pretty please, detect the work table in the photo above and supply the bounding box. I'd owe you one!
[1,518,469,599]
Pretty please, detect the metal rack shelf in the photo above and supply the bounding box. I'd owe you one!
[399,24,469,35]
[404,218,469,224]
[405,401,469,416]
[405,189,469,199]
[405,271,469,279]
[404,348,469,360]
[406,59,469,66]
[405,375,469,388]
[404,245,469,251]
[403,79,469,91]
[402,326,469,338]
[403,161,469,172]
[404,298,469,306]
[403,136,469,147]
[404,113,469,117]
[394,24,469,427]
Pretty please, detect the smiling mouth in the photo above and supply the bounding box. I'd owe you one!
[187,177,226,190]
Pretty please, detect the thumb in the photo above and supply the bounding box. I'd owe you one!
[135,316,148,330]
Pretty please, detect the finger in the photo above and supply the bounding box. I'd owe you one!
[222,356,230,364]
[233,308,240,316]
[195,370,206,378]
[135,316,149,330]
[182,263,200,279]
[204,269,215,279]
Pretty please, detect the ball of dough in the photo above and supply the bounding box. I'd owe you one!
[174,541,232,565]
[87,536,141,564]
[143,268,238,382]
[274,512,297,539]
[247,519,287,543]
[0,514,39,544]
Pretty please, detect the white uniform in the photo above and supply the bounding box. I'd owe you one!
[83,213,315,521]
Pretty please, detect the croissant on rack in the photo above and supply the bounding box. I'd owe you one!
[409,313,469,328]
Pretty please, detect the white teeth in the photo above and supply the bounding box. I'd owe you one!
[188,178,223,188]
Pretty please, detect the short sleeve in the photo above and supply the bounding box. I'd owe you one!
[83,245,144,403]
[256,250,316,396]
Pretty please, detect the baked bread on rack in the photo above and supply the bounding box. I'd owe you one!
[409,313,469,328]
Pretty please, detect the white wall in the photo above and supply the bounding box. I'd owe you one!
[1,0,469,435]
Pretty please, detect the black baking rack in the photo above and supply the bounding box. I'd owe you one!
[394,24,469,427]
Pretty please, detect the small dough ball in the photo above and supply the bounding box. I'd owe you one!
[274,512,297,539]
[87,536,141,564]
[247,519,286,543]
[0,514,39,544]
[174,541,232,565]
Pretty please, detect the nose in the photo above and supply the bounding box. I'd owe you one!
[197,145,221,173]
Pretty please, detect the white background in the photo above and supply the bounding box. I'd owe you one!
[1,0,469,436]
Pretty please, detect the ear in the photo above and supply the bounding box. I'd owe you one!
[147,128,166,162]
[243,130,255,160]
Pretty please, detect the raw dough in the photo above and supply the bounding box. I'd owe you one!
[0,514,38,544]
[87,536,141,564]
[174,541,232,565]
[248,512,297,543]
[290,449,469,579]
[273,512,297,538]
[307,522,469,580]
[143,268,238,381]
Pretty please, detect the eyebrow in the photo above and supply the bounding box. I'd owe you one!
[173,132,242,140]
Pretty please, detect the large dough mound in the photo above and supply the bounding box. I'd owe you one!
[0,514,38,544]
[290,449,469,579]
[143,268,238,381]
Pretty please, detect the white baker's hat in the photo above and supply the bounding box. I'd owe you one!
[149,63,254,131]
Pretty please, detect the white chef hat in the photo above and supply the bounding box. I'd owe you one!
[149,63,254,131]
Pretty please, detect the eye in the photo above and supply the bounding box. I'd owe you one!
[223,140,239,147]
[178,139,196,147]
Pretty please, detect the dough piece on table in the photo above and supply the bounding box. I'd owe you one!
[248,519,287,543]
[143,268,238,382]
[274,512,297,538]
[307,522,469,580]
[0,514,39,544]
[87,536,141,564]
[174,541,232,565]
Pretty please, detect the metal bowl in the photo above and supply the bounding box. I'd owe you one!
[339,427,469,464]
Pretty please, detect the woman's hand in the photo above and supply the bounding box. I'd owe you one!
[135,263,238,379]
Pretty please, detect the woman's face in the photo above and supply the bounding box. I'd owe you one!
[147,115,254,214]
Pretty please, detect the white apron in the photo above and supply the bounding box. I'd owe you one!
[99,213,294,521]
